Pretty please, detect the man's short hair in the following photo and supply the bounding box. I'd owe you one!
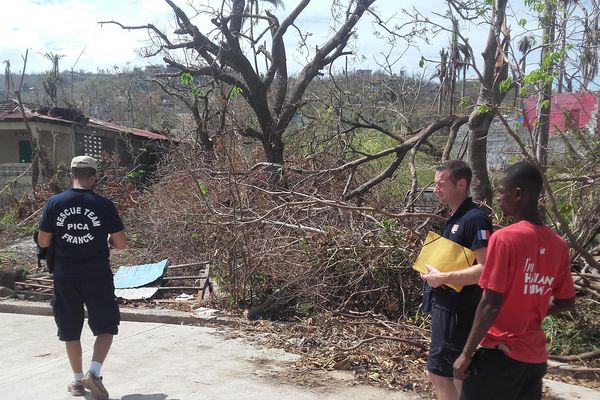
[503,161,543,198]
[436,160,472,186]
[71,167,96,180]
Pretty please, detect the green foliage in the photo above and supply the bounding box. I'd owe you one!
[476,104,492,115]
[542,50,562,69]
[228,86,243,98]
[196,180,209,197]
[543,313,598,355]
[17,268,28,281]
[0,210,18,226]
[521,68,554,93]
[476,1,492,17]
[126,168,145,178]
[180,72,193,86]
[191,87,202,98]
[518,18,527,28]
[458,96,472,109]
[499,77,513,94]
[212,274,224,286]
[524,0,545,14]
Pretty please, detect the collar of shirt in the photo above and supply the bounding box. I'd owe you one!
[446,197,476,223]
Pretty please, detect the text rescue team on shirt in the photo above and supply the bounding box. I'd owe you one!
[55,206,102,244]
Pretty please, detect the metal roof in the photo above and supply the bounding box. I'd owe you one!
[0,100,171,141]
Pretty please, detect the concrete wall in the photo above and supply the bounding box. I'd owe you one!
[0,121,73,205]
[38,128,74,168]
[0,125,30,163]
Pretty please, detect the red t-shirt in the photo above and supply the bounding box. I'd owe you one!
[479,221,576,363]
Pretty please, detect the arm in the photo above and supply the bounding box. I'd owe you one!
[108,231,128,250]
[423,247,487,287]
[547,296,575,316]
[453,288,503,380]
[37,231,54,248]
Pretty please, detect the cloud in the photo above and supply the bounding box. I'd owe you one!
[0,0,168,73]
[0,0,497,77]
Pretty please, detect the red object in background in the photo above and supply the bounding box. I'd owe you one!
[522,92,599,135]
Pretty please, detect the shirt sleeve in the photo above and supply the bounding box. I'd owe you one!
[39,200,54,233]
[464,211,493,250]
[552,241,576,300]
[105,201,125,234]
[479,233,512,294]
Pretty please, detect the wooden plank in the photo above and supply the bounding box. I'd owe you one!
[167,262,209,270]
[163,275,208,280]
[15,290,53,297]
[15,282,53,290]
[25,277,54,283]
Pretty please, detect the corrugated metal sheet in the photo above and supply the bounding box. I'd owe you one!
[114,285,160,300]
[0,100,173,141]
[87,118,172,140]
[113,259,168,289]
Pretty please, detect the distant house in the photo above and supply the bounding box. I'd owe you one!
[0,100,172,199]
[522,92,599,135]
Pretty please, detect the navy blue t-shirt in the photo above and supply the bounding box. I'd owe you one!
[39,188,124,278]
[422,198,493,312]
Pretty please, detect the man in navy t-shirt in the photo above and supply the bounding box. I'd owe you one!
[38,156,127,400]
[420,160,492,400]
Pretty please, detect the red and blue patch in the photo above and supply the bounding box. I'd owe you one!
[477,229,491,241]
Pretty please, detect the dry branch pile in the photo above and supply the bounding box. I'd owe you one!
[125,146,443,320]
[247,312,433,394]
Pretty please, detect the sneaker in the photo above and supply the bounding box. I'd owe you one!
[82,371,109,400]
[67,381,85,396]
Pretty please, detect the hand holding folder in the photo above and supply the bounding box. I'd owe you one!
[412,231,477,293]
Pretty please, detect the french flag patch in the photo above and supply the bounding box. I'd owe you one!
[477,229,490,241]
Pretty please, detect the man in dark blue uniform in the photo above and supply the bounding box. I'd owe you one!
[38,156,127,400]
[421,160,492,400]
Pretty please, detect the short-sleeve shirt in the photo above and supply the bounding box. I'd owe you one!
[479,221,576,363]
[39,188,124,278]
[423,198,493,313]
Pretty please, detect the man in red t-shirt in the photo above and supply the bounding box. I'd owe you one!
[453,161,576,400]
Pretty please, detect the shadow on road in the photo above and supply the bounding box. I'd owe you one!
[121,394,177,400]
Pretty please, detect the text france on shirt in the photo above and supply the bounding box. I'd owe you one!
[56,206,101,244]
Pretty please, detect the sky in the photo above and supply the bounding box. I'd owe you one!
[0,0,533,78]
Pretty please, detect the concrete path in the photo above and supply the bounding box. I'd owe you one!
[0,313,416,400]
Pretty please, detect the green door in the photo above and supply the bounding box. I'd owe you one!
[18,141,32,163]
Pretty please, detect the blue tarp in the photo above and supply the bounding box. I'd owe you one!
[113,259,168,289]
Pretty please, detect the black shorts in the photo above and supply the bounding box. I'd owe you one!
[427,306,476,377]
[51,274,120,341]
[461,348,547,400]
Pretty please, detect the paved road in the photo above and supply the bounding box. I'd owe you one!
[0,313,417,400]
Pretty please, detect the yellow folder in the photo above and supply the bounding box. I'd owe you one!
[412,231,477,293]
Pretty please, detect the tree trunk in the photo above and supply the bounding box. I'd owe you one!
[468,111,494,205]
[535,0,556,170]
[262,131,285,186]
[467,0,508,207]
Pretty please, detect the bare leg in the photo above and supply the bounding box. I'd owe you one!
[65,341,83,374]
[428,371,459,400]
[91,334,113,364]
[454,378,463,398]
